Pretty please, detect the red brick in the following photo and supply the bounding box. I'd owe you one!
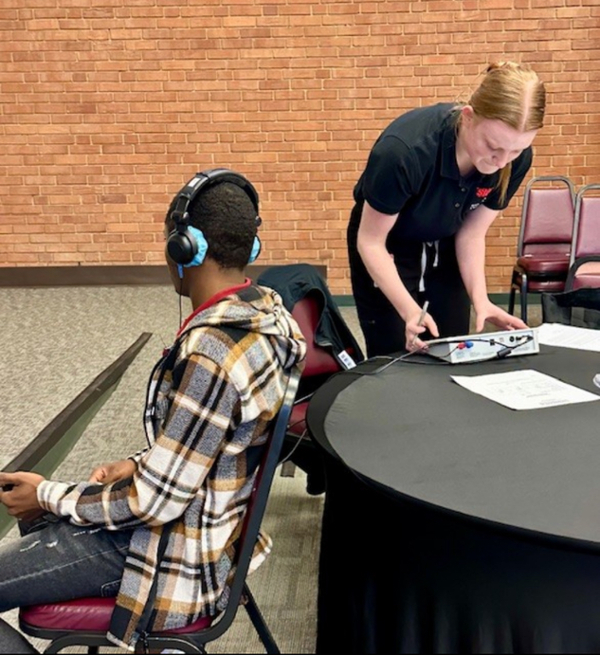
[0,1,597,295]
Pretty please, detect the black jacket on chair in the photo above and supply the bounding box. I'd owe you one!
[257,263,365,366]
[257,263,364,495]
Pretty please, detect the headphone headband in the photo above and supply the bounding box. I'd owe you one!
[169,168,260,227]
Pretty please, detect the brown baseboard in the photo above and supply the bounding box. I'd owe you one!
[0,264,326,287]
[0,265,169,287]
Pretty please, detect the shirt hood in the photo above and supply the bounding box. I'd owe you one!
[179,283,306,371]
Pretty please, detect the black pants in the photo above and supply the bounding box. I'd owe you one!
[347,207,471,358]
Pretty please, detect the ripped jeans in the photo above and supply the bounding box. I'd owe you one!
[0,514,132,653]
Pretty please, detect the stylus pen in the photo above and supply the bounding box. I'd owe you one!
[410,300,429,347]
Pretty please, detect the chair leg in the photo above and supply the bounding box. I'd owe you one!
[508,272,517,315]
[520,275,528,324]
[280,461,296,478]
[242,584,280,655]
[508,287,516,316]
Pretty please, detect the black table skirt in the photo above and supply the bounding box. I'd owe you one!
[317,455,600,654]
[308,349,600,653]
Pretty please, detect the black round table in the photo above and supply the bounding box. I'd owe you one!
[307,345,600,654]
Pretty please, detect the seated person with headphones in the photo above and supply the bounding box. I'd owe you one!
[0,169,306,653]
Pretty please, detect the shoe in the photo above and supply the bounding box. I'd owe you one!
[306,469,326,496]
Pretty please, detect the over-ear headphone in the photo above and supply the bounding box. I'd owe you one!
[166,168,262,270]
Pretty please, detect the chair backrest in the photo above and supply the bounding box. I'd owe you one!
[257,262,363,397]
[518,176,576,257]
[570,184,600,265]
[187,366,301,645]
[291,293,343,379]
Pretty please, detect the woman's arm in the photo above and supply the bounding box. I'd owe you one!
[357,200,439,348]
[456,205,527,331]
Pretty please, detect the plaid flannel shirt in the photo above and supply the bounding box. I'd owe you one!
[37,284,306,650]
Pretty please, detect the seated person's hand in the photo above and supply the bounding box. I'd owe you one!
[0,471,46,521]
[88,459,137,485]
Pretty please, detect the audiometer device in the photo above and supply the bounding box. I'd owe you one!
[423,328,539,364]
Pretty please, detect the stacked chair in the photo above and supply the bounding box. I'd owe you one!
[565,183,600,291]
[508,175,576,323]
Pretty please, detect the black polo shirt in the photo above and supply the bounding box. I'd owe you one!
[351,103,532,249]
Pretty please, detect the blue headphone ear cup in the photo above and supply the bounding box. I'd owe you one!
[248,236,261,264]
[185,226,208,267]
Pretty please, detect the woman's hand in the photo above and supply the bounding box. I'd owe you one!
[405,308,439,352]
[473,300,527,333]
[88,459,137,485]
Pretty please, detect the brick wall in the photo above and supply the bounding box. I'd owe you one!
[0,0,598,294]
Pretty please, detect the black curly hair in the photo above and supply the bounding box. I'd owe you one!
[165,181,259,270]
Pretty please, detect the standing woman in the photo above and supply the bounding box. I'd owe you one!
[347,62,546,357]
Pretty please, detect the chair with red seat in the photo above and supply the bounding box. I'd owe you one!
[280,292,353,487]
[508,175,576,323]
[565,184,600,292]
[257,263,364,494]
[18,368,301,655]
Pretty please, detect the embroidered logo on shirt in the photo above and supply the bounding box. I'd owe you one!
[475,187,493,199]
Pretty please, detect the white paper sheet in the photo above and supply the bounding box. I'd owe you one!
[450,369,600,411]
[537,323,600,352]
